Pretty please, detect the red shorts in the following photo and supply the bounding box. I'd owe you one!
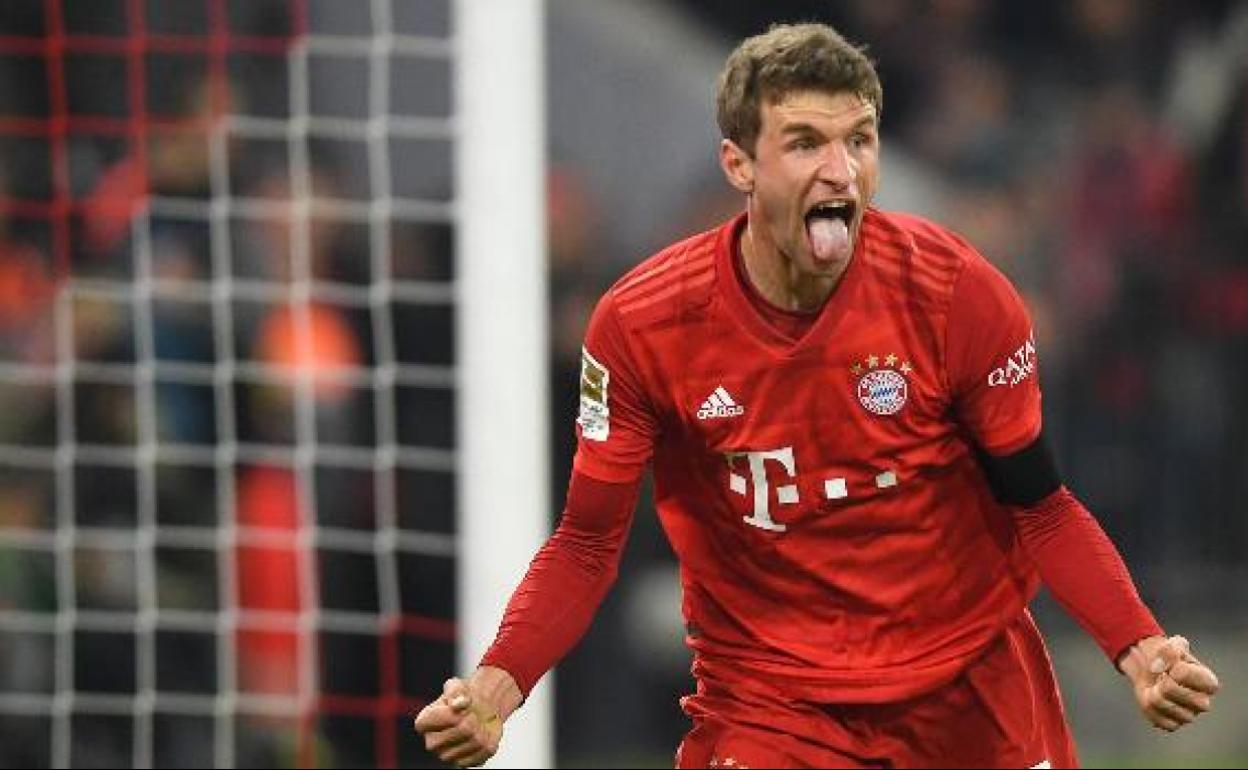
[676,612,1077,769]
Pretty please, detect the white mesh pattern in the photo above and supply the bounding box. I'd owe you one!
[0,1,459,767]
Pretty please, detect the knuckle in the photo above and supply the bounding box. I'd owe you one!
[1168,663,1192,682]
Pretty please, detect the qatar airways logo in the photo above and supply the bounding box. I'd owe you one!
[987,331,1038,388]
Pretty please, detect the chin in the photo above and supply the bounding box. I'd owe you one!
[799,257,847,277]
[813,260,850,275]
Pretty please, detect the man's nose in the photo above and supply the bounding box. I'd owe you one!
[818,143,855,188]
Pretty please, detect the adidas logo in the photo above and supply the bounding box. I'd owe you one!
[697,386,745,420]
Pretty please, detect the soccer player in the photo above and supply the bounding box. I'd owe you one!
[415,23,1221,768]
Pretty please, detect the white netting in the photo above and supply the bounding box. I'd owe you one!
[0,1,461,766]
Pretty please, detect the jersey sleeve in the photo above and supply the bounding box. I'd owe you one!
[946,256,1042,455]
[571,292,659,483]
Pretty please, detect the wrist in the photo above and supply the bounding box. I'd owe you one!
[1116,634,1166,681]
[469,665,524,721]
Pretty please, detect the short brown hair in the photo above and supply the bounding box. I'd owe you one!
[716,23,883,155]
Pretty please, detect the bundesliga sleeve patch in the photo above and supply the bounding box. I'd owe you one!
[577,347,611,441]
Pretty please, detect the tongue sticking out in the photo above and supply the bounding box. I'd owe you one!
[808,216,851,262]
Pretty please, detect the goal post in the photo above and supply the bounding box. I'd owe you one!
[455,0,553,767]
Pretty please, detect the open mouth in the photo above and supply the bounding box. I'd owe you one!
[805,200,855,227]
[804,200,855,262]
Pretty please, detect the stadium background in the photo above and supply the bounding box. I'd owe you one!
[0,0,1244,767]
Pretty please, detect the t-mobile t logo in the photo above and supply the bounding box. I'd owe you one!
[723,447,899,532]
[725,447,799,532]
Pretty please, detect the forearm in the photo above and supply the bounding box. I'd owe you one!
[479,472,640,698]
[1013,486,1163,662]
[478,532,622,696]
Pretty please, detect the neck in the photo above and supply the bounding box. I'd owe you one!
[739,220,847,313]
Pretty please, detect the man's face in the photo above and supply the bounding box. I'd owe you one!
[729,89,880,278]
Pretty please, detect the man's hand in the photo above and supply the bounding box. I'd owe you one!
[413,666,523,768]
[1119,634,1220,732]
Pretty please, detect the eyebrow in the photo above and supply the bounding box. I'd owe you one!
[780,122,821,135]
[779,116,877,135]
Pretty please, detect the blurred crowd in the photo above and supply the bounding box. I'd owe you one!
[0,0,1246,767]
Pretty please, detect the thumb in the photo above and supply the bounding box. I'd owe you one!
[1149,635,1190,675]
[442,677,471,711]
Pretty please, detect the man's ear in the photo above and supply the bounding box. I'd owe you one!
[719,138,755,194]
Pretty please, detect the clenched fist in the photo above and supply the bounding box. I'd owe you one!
[414,667,523,768]
[1120,635,1220,732]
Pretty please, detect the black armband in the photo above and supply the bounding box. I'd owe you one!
[977,433,1062,508]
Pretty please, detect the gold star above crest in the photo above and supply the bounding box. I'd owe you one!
[900,361,913,375]
[885,353,898,367]
[867,355,879,369]
[851,363,863,376]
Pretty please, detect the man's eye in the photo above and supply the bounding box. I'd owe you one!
[790,138,817,151]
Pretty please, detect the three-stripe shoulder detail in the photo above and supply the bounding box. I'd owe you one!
[613,236,718,318]
[865,213,966,298]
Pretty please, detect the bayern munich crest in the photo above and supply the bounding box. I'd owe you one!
[851,354,913,416]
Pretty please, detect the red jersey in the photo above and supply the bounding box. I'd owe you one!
[572,209,1045,703]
